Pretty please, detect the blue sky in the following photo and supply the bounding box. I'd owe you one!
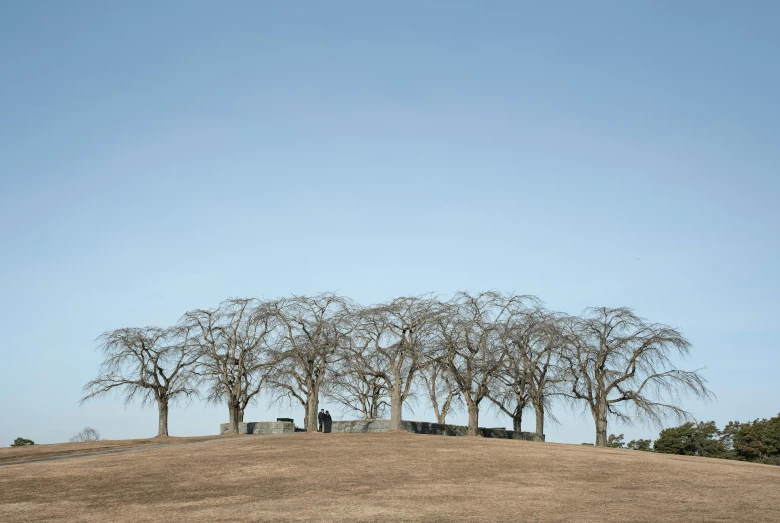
[1,1,778,446]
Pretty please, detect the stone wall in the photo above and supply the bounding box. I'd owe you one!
[329,419,392,433]
[327,419,542,441]
[220,419,542,441]
[400,421,540,441]
[219,421,295,435]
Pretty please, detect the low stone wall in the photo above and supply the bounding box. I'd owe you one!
[327,419,542,441]
[329,419,392,433]
[219,421,295,435]
[401,421,540,441]
[220,419,542,441]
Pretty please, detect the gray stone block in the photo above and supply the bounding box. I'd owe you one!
[219,421,295,435]
[330,419,392,433]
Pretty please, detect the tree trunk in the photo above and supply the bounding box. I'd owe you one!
[390,384,403,430]
[227,400,240,434]
[306,388,319,432]
[438,393,454,425]
[595,400,608,447]
[534,402,545,442]
[512,399,523,432]
[467,399,480,436]
[512,413,522,433]
[430,396,441,424]
[157,399,169,437]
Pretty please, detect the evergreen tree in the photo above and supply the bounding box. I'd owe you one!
[654,421,724,457]
[626,439,653,451]
[606,433,625,448]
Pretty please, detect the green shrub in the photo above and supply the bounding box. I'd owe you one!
[11,437,34,447]
[626,439,653,451]
[654,421,725,457]
[722,414,780,465]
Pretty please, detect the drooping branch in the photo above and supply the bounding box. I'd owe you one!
[81,326,200,436]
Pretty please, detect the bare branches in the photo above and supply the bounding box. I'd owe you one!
[323,354,389,420]
[561,307,713,446]
[420,358,462,425]
[501,306,566,439]
[347,295,440,429]
[182,297,278,433]
[434,291,539,435]
[81,326,200,436]
[82,294,711,444]
[265,293,354,432]
[70,427,101,442]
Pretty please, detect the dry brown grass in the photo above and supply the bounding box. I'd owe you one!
[1,431,779,522]
[0,434,239,464]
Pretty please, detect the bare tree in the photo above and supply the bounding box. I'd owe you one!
[350,296,439,430]
[419,358,461,425]
[487,367,530,433]
[267,293,352,432]
[435,292,534,436]
[561,307,713,447]
[488,302,533,433]
[183,298,277,434]
[505,307,564,441]
[81,326,199,437]
[324,353,389,419]
[70,427,101,442]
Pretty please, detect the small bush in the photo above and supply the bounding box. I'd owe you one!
[11,437,34,447]
[627,439,653,452]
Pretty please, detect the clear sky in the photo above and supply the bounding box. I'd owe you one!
[1,1,778,446]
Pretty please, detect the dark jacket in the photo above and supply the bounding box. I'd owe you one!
[317,411,325,422]
[325,413,332,422]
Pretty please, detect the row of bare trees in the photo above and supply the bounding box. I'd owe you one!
[82,292,712,446]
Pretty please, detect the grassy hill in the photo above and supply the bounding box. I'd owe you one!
[1,431,778,522]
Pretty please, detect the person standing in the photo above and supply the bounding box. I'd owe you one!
[324,410,333,433]
[317,409,325,432]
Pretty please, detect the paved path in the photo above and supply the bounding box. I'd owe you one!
[0,433,300,468]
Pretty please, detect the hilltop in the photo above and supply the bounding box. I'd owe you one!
[1,432,778,522]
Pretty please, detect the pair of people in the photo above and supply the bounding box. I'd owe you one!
[317,409,332,433]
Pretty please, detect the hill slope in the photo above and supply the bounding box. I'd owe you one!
[1,431,778,522]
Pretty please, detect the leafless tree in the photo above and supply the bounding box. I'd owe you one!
[561,307,713,447]
[266,293,353,432]
[81,326,199,437]
[70,426,101,442]
[183,298,277,434]
[487,301,533,433]
[419,358,461,425]
[350,296,439,430]
[504,307,564,440]
[323,353,389,419]
[435,292,535,436]
[487,368,530,433]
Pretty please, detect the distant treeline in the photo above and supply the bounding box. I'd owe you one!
[601,414,780,466]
